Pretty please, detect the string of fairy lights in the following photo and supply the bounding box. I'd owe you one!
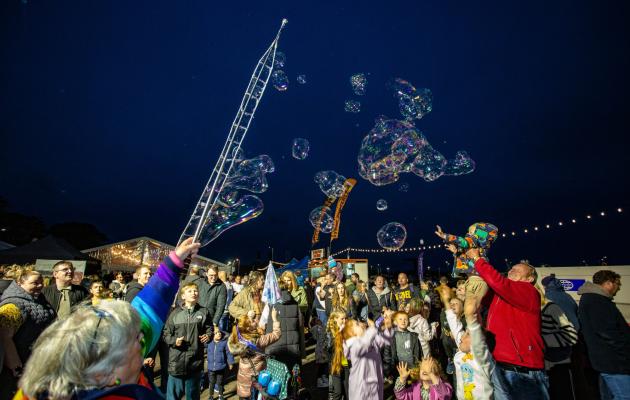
[330,207,624,257]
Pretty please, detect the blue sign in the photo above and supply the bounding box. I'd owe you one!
[558,279,586,292]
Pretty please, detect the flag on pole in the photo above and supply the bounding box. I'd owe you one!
[417,251,425,283]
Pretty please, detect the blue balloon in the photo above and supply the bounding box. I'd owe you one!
[267,380,281,396]
[258,370,271,386]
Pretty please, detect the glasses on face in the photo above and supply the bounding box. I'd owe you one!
[56,267,74,273]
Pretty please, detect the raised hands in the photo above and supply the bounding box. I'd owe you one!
[397,362,411,382]
[434,225,446,240]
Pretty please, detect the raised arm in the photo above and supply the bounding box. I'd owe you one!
[474,258,540,313]
[132,238,200,355]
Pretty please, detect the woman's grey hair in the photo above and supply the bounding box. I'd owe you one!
[20,300,141,399]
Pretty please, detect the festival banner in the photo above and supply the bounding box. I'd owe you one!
[330,178,356,241]
[417,251,425,283]
[312,196,337,245]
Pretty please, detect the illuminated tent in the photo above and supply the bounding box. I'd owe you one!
[83,236,229,272]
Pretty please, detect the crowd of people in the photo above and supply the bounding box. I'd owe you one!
[0,236,628,400]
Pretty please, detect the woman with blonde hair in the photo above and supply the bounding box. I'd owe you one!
[229,271,265,320]
[0,267,55,399]
[13,238,200,400]
[327,310,348,400]
[280,271,308,313]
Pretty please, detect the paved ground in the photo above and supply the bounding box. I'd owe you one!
[154,344,329,399]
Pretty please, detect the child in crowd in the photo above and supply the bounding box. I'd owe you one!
[394,357,453,400]
[327,311,349,400]
[435,223,498,302]
[384,312,421,379]
[310,317,329,388]
[163,283,212,400]
[449,296,496,400]
[206,330,235,400]
[228,308,281,399]
[406,298,438,358]
[342,311,394,400]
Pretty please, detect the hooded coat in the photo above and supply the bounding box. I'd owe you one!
[197,278,227,326]
[577,281,630,374]
[542,275,580,330]
[228,321,281,398]
[367,286,396,320]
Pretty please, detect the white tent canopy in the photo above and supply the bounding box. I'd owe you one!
[83,236,229,273]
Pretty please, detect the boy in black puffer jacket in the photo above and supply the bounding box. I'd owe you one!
[163,283,212,400]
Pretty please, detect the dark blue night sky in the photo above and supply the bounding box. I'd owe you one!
[2,0,629,272]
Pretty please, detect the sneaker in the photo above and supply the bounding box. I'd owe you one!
[446,359,454,375]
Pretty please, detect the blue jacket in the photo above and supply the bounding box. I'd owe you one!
[207,333,235,372]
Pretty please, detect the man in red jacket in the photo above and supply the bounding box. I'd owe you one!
[466,247,549,400]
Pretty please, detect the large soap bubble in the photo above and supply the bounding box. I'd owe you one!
[291,138,310,160]
[275,51,286,68]
[198,195,264,246]
[344,100,361,113]
[350,73,367,95]
[225,155,275,193]
[297,74,307,84]
[357,117,474,185]
[376,199,388,211]
[443,151,476,176]
[392,78,432,121]
[377,222,407,250]
[272,70,289,91]
[314,170,346,198]
[309,206,334,233]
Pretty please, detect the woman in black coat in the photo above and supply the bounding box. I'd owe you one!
[265,284,305,368]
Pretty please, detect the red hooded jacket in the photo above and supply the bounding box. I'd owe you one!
[475,258,544,369]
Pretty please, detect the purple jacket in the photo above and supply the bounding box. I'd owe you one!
[343,327,393,400]
[395,380,453,400]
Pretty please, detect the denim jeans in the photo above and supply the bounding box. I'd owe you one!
[492,364,550,400]
[218,313,230,333]
[166,372,201,400]
[600,373,630,400]
[316,309,328,328]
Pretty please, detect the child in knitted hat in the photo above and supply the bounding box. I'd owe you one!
[435,223,498,301]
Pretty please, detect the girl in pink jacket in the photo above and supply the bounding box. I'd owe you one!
[394,357,453,400]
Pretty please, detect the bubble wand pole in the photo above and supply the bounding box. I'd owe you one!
[178,19,288,247]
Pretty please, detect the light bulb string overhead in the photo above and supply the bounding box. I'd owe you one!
[331,207,624,257]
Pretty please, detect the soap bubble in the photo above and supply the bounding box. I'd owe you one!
[275,51,286,68]
[314,170,346,198]
[309,206,334,233]
[344,100,361,113]
[392,79,432,121]
[376,199,388,211]
[272,70,289,91]
[443,151,476,176]
[357,118,427,186]
[419,239,425,245]
[225,155,275,193]
[198,195,264,246]
[409,145,446,182]
[350,73,367,95]
[292,138,310,160]
[398,182,409,192]
[297,75,307,84]
[377,222,407,250]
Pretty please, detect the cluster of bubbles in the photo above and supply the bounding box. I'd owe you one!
[272,70,289,91]
[309,206,334,233]
[377,222,407,250]
[357,117,475,186]
[391,78,433,121]
[376,199,388,211]
[314,170,346,199]
[344,100,361,113]
[350,73,367,95]
[297,75,307,84]
[291,138,310,160]
[198,153,275,245]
